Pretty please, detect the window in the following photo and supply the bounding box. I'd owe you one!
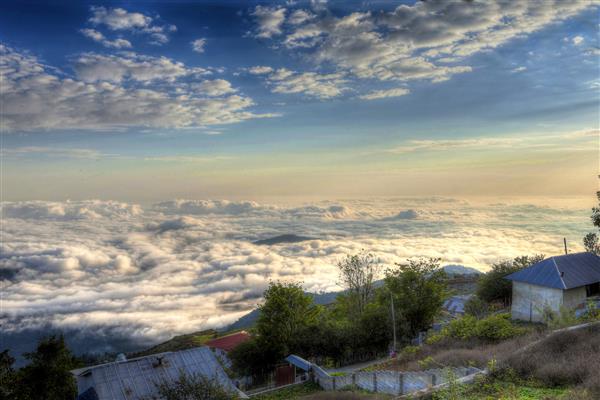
[586,282,600,297]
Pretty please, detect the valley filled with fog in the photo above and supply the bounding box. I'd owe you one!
[0,197,592,357]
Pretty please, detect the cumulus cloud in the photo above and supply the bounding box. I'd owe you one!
[248,65,274,75]
[252,6,286,38]
[359,87,409,100]
[0,45,274,132]
[80,28,132,49]
[264,68,348,99]
[254,1,595,87]
[194,79,237,96]
[572,35,585,46]
[88,6,176,45]
[191,38,207,53]
[0,198,589,356]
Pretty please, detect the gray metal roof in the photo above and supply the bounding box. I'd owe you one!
[72,346,246,400]
[285,354,312,371]
[505,252,600,290]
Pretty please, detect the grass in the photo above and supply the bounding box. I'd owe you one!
[251,382,392,399]
[433,379,568,400]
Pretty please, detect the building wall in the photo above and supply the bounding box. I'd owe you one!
[511,282,563,322]
[563,286,587,310]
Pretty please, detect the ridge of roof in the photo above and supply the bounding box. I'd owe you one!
[552,256,567,290]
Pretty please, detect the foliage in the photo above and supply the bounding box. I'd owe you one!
[432,313,527,342]
[464,296,489,318]
[4,335,80,400]
[541,305,578,329]
[383,258,448,338]
[154,371,238,400]
[583,184,600,255]
[337,251,381,318]
[0,351,16,400]
[476,255,545,305]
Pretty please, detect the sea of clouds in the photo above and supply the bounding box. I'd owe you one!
[0,197,591,357]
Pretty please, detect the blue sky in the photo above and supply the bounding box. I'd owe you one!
[1,0,598,201]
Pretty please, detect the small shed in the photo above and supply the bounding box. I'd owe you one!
[71,346,247,400]
[505,252,600,322]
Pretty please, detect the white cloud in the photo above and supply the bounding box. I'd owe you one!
[80,29,132,49]
[0,45,274,132]
[265,68,348,99]
[191,38,207,53]
[88,6,176,45]
[90,6,152,30]
[0,198,589,355]
[252,6,286,38]
[248,65,274,75]
[511,66,527,73]
[257,1,594,86]
[572,35,585,46]
[194,79,237,96]
[359,87,409,100]
[288,9,314,25]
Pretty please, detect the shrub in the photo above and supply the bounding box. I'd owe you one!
[437,313,525,342]
[155,371,238,400]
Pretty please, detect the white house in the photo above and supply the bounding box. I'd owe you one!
[505,252,600,322]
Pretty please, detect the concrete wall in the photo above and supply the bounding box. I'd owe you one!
[563,286,587,310]
[511,281,563,322]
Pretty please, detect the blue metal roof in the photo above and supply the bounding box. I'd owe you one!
[76,387,99,400]
[285,354,312,371]
[505,252,600,290]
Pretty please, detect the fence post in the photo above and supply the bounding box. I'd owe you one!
[398,373,403,395]
[431,372,436,387]
[373,373,377,392]
[352,373,356,387]
[332,376,336,391]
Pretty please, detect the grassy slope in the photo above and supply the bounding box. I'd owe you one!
[128,329,219,358]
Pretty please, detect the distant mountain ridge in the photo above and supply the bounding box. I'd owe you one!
[253,234,315,245]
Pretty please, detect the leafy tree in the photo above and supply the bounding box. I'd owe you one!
[15,335,79,400]
[231,281,320,377]
[476,255,545,305]
[155,371,238,400]
[464,296,489,319]
[337,251,381,318]
[0,350,16,400]
[383,258,448,338]
[584,183,600,255]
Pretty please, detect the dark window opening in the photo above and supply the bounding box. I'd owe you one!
[586,282,600,297]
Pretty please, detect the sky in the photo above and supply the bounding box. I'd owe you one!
[1,0,598,201]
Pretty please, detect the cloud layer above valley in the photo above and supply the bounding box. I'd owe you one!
[0,198,591,354]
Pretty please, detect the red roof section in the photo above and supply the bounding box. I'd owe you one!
[205,331,251,352]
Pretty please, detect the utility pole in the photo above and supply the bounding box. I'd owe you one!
[564,238,568,255]
[390,291,397,352]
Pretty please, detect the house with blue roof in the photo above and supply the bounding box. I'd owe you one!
[505,252,600,322]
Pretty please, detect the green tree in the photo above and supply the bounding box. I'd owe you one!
[583,184,600,255]
[0,350,16,400]
[336,251,381,318]
[476,255,544,305]
[15,335,79,400]
[230,281,320,377]
[155,371,237,400]
[384,258,448,338]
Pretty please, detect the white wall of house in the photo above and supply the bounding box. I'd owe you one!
[511,281,563,322]
[562,286,587,309]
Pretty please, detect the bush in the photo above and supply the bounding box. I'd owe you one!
[436,313,526,342]
[155,371,238,400]
[502,324,600,395]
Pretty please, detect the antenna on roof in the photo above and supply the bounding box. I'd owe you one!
[563,238,568,255]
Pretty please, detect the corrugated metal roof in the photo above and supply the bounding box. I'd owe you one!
[285,354,312,371]
[206,331,251,352]
[505,252,600,290]
[72,346,245,400]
